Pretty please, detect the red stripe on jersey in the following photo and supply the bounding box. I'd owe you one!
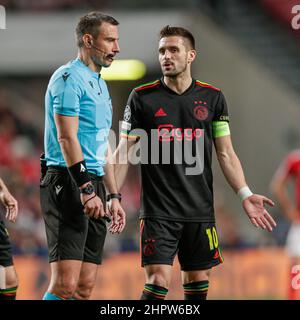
[195,81,220,91]
[135,80,160,92]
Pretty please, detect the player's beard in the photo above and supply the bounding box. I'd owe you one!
[162,62,188,78]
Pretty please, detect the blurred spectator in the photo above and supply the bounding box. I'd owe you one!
[0,85,46,256]
[271,150,300,299]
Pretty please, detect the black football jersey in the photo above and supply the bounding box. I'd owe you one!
[121,78,229,222]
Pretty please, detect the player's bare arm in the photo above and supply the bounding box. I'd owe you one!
[0,178,18,223]
[104,144,126,234]
[113,137,138,191]
[214,134,276,232]
[55,113,105,219]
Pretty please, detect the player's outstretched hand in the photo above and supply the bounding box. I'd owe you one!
[107,199,126,234]
[0,189,18,223]
[242,194,276,232]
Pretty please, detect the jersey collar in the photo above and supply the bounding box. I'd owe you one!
[160,77,196,96]
[74,58,101,79]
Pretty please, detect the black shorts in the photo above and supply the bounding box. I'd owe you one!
[140,218,223,271]
[40,167,107,265]
[0,221,13,267]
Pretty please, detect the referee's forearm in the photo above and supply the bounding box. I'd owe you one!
[113,138,135,190]
[104,144,119,194]
[114,163,130,191]
[104,163,118,194]
[58,136,84,166]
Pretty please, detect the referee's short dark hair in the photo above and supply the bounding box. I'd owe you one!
[159,25,195,50]
[76,12,119,48]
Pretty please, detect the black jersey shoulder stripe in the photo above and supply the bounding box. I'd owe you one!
[135,80,160,92]
[195,80,220,91]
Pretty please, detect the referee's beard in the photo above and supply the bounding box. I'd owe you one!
[91,55,110,69]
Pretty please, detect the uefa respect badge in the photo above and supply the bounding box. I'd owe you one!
[0,5,6,29]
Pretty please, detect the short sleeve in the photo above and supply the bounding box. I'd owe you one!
[51,72,82,117]
[213,91,230,122]
[120,90,142,139]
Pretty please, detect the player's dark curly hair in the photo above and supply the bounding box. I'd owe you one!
[159,25,195,50]
[76,12,119,48]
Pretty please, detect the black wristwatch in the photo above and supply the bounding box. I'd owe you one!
[79,183,95,195]
[107,193,122,202]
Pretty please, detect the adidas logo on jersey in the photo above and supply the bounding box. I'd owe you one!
[80,164,86,172]
[155,108,167,117]
[213,250,220,259]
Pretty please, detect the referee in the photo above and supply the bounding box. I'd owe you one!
[115,26,276,300]
[41,12,125,300]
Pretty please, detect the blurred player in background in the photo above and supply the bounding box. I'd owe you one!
[0,177,18,300]
[40,12,125,300]
[271,150,300,300]
[114,25,276,300]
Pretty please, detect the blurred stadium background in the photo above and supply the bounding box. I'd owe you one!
[0,0,300,299]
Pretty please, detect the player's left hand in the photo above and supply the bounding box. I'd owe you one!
[242,194,276,232]
[0,189,18,223]
[107,199,126,234]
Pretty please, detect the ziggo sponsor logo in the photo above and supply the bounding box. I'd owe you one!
[158,124,203,142]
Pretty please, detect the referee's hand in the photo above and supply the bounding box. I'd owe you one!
[107,199,126,234]
[80,193,105,219]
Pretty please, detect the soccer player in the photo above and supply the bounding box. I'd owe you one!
[0,177,18,300]
[114,26,276,300]
[271,150,300,300]
[41,12,126,300]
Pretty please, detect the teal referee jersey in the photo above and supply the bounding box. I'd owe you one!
[44,58,112,176]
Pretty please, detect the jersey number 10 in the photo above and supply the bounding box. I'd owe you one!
[206,227,219,250]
